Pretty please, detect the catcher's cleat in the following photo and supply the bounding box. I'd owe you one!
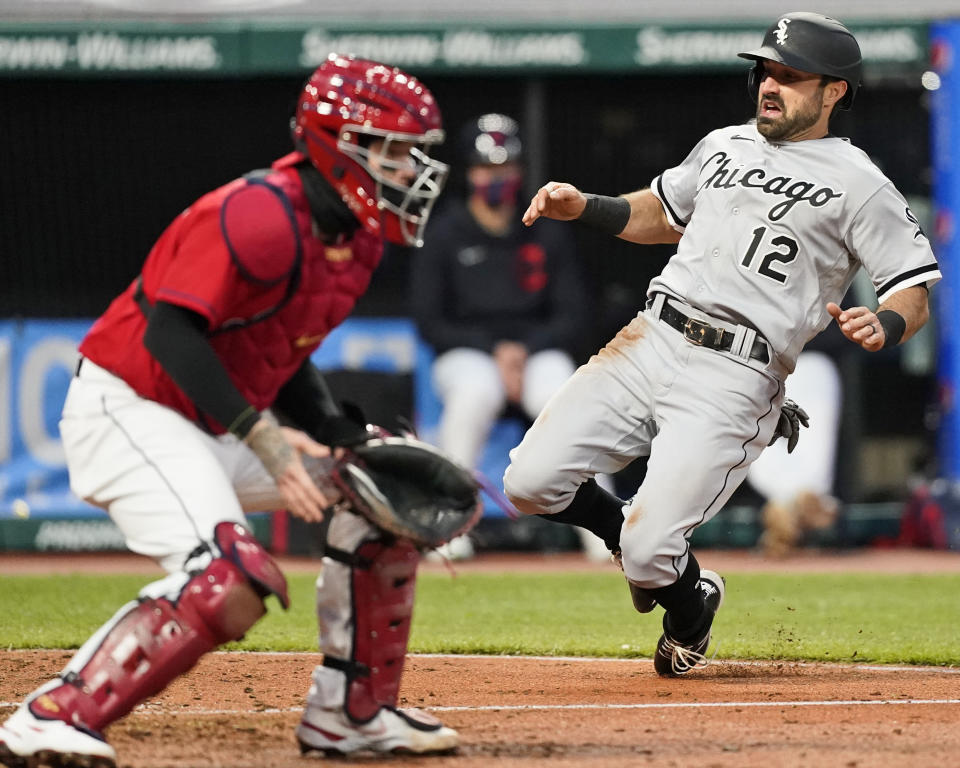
[653,569,725,677]
[611,548,658,614]
[296,705,458,756]
[0,703,116,768]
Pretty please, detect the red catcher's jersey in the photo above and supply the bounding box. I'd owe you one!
[79,152,382,432]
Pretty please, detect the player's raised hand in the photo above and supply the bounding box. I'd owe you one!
[826,301,884,351]
[522,181,586,226]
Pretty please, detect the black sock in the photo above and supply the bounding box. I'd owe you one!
[536,479,624,551]
[648,553,707,640]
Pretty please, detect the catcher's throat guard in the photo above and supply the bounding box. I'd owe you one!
[331,436,482,548]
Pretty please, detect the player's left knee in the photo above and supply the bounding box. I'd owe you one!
[503,457,570,516]
[502,466,549,516]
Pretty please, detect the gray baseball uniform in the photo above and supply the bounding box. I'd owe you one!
[650,123,939,375]
[503,121,940,587]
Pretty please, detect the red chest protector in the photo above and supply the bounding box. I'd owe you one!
[205,162,383,419]
[80,153,382,431]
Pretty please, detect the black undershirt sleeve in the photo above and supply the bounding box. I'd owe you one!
[274,360,374,446]
[143,301,259,437]
[273,359,340,437]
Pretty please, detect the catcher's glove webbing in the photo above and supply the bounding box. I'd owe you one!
[331,436,482,548]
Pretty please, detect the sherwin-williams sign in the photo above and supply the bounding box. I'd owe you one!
[0,21,928,76]
[0,28,238,73]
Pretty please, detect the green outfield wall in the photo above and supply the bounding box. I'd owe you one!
[0,20,928,77]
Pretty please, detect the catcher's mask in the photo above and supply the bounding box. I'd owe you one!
[292,54,449,247]
[738,12,862,110]
[331,437,482,549]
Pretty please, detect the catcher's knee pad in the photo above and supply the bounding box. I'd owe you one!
[30,522,287,733]
[315,510,420,723]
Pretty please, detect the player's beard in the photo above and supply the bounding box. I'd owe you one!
[756,87,824,141]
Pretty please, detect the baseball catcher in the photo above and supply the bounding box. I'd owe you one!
[0,55,476,768]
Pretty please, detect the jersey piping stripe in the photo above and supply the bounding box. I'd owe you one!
[154,287,218,321]
[876,263,940,298]
[655,176,689,228]
[674,377,781,576]
[100,394,204,544]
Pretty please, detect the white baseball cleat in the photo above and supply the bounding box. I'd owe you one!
[0,702,116,768]
[296,705,458,756]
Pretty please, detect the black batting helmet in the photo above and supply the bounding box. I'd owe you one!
[459,113,522,166]
[738,12,862,110]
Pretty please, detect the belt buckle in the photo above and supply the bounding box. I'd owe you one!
[683,317,711,346]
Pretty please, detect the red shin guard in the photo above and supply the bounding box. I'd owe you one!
[31,523,287,733]
[339,538,420,723]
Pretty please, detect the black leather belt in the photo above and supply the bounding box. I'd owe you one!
[658,301,769,363]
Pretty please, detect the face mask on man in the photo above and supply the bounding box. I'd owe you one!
[470,175,523,208]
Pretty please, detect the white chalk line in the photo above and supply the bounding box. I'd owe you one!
[411,653,960,674]
[3,654,958,714]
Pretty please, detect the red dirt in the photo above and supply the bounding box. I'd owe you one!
[1,548,958,767]
[3,547,959,575]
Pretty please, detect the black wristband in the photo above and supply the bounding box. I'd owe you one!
[228,406,261,439]
[876,309,906,348]
[578,194,631,235]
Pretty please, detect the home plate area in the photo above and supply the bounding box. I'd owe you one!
[1,650,958,767]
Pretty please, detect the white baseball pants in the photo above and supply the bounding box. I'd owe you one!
[59,359,334,573]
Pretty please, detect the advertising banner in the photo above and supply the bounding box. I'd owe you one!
[0,317,512,549]
[0,21,928,77]
[0,319,92,521]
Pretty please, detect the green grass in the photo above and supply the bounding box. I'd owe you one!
[1,571,957,665]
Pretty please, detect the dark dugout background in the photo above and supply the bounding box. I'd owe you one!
[0,72,935,503]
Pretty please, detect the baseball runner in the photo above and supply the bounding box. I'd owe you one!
[503,12,940,676]
[0,55,480,768]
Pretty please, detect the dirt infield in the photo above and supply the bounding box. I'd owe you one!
[1,548,959,767]
[1,651,958,768]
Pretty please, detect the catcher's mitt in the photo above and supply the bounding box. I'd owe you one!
[330,436,482,548]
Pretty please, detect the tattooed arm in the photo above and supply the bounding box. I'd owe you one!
[244,419,332,522]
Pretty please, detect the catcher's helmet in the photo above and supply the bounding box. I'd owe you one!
[293,54,449,247]
[460,113,522,167]
[738,12,862,110]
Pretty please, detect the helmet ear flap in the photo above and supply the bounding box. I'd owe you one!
[746,62,763,103]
